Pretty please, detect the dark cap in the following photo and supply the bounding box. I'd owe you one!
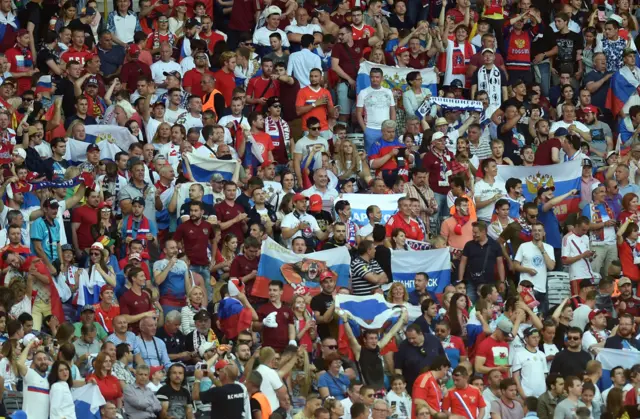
[81,304,95,313]
[580,278,595,289]
[185,17,201,28]
[554,127,569,137]
[86,144,100,153]
[61,244,74,252]
[450,79,463,89]
[193,309,211,321]
[582,158,593,167]
[132,197,145,206]
[266,96,281,108]
[523,326,539,338]
[42,198,60,209]
[82,6,97,16]
[314,4,331,13]
[152,101,166,108]
[163,71,182,80]
[86,76,99,87]
[536,186,555,197]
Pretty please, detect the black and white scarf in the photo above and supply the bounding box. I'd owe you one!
[477,65,503,106]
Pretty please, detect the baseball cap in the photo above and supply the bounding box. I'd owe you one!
[580,278,595,289]
[128,44,141,56]
[523,326,539,338]
[61,244,74,252]
[81,304,95,313]
[309,194,322,212]
[215,359,230,371]
[450,79,464,89]
[100,285,114,295]
[260,160,275,168]
[42,198,60,209]
[82,6,96,16]
[149,366,164,378]
[132,197,145,206]
[210,173,224,183]
[554,127,569,137]
[128,253,142,261]
[481,48,495,54]
[292,193,309,203]
[185,17,201,28]
[175,0,187,5]
[12,148,26,159]
[194,309,212,321]
[395,46,409,56]
[266,96,281,109]
[86,76,99,87]
[314,4,331,13]
[618,276,632,286]
[606,150,618,160]
[591,182,603,193]
[497,318,514,338]
[86,144,100,153]
[90,242,104,251]
[582,105,598,114]
[152,101,166,108]
[199,341,216,357]
[432,132,446,142]
[434,117,448,126]
[163,71,182,80]
[15,29,28,38]
[264,5,282,16]
[582,158,593,167]
[1,77,16,86]
[320,271,334,281]
[588,308,607,322]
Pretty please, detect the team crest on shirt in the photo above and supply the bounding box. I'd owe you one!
[420,60,425,66]
[283,312,289,319]
[355,47,361,53]
[203,228,209,235]
[469,396,476,403]
[515,39,526,48]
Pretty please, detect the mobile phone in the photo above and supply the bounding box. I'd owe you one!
[199,363,208,371]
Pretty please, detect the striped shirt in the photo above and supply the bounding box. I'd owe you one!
[350,256,384,296]
[468,137,492,161]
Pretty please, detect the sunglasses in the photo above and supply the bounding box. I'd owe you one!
[90,252,101,256]
[325,345,338,349]
[309,126,320,131]
[271,104,281,108]
[238,339,252,345]
[567,336,581,341]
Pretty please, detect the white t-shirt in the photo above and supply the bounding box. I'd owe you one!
[514,241,555,293]
[176,112,203,132]
[23,368,50,419]
[294,136,330,170]
[582,328,609,353]
[145,117,161,143]
[0,358,18,389]
[602,384,633,408]
[511,347,549,397]
[159,142,182,175]
[280,211,321,248]
[341,397,354,419]
[255,364,284,412]
[385,391,412,419]
[541,342,559,371]
[561,232,593,280]
[0,206,38,248]
[164,106,187,125]
[50,381,76,419]
[356,86,396,129]
[482,388,500,419]
[549,120,590,136]
[301,185,339,213]
[150,60,182,96]
[569,304,592,331]
[473,179,506,222]
[253,27,290,47]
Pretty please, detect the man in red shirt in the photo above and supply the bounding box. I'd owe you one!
[214,182,248,246]
[93,285,120,333]
[385,197,424,241]
[213,51,237,107]
[474,318,513,379]
[239,112,275,172]
[5,29,37,95]
[198,15,224,53]
[614,277,640,320]
[246,58,280,113]
[119,45,152,94]
[119,266,156,334]
[295,68,336,134]
[61,29,93,65]
[173,201,216,292]
[442,366,486,419]
[411,356,451,417]
[71,189,100,258]
[182,50,215,97]
[230,236,262,304]
[255,281,295,352]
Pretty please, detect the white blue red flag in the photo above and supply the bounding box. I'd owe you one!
[596,348,639,389]
[218,297,254,340]
[496,160,581,222]
[182,152,237,183]
[73,384,106,419]
[64,125,138,165]
[356,61,438,96]
[390,248,451,295]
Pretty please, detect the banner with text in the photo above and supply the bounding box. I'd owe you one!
[340,193,404,227]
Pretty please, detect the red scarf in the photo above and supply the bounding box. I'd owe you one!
[453,211,470,235]
[125,215,151,246]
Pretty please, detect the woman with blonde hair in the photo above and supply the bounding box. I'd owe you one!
[368,47,387,65]
[387,282,409,305]
[333,139,372,192]
[292,294,316,354]
[66,120,87,141]
[151,122,172,149]
[87,243,116,288]
[323,396,345,418]
[180,286,206,335]
[0,339,21,390]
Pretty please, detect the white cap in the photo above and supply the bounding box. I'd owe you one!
[265,5,282,16]
[432,132,446,141]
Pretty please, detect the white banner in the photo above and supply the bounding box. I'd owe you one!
[340,193,404,227]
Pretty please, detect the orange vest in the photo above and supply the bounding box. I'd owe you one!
[202,89,222,122]
[251,392,272,418]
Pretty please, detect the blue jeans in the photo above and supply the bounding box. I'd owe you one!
[534,62,551,98]
[467,281,479,304]
[190,265,212,303]
[364,128,382,155]
[534,290,549,317]
[433,192,449,218]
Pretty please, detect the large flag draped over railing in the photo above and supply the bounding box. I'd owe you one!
[596,348,639,390]
[183,152,238,182]
[495,160,581,222]
[356,61,438,96]
[391,248,451,295]
[339,193,403,227]
[252,237,351,301]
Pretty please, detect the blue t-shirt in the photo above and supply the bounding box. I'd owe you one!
[30,217,61,261]
[537,203,562,249]
[318,373,350,400]
[153,259,189,301]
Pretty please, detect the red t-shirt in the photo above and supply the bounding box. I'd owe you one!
[385,213,424,241]
[331,39,369,80]
[92,303,121,333]
[215,201,246,245]
[442,385,486,418]
[618,241,640,281]
[408,52,430,69]
[475,335,510,378]
[86,374,122,403]
[5,47,33,95]
[351,24,375,40]
[213,69,237,107]
[257,302,294,352]
[412,372,442,419]
[71,205,98,250]
[229,0,256,31]
[173,219,215,266]
[614,294,640,318]
[229,254,260,301]
[119,289,152,334]
[247,76,280,113]
[422,151,455,195]
[252,132,275,163]
[534,138,562,166]
[0,143,14,165]
[199,31,225,54]
[183,68,215,98]
[61,46,93,65]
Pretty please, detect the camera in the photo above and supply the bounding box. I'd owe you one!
[396,147,406,168]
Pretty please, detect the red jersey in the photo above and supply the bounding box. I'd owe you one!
[331,39,369,80]
[408,52,429,69]
[412,372,442,419]
[61,45,93,65]
[183,68,215,98]
[71,205,98,250]
[213,69,236,106]
[93,303,121,333]
[215,201,246,245]
[247,76,280,113]
[252,132,275,163]
[119,289,152,334]
[0,143,14,165]
[199,31,225,54]
[257,302,294,352]
[504,27,535,71]
[229,0,257,32]
[173,219,215,266]
[475,336,510,378]
[442,385,486,418]
[351,24,375,40]
[5,46,34,95]
[614,294,640,318]
[385,213,424,241]
[295,86,334,131]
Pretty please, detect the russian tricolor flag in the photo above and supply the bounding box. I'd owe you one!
[252,237,351,302]
[73,384,106,419]
[355,61,438,96]
[596,348,639,390]
[606,68,639,119]
[390,247,451,297]
[64,126,138,165]
[218,297,254,340]
[496,159,582,222]
[182,152,237,182]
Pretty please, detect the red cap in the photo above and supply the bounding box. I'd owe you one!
[308,194,322,212]
[16,29,28,38]
[292,193,308,203]
[588,309,607,321]
[100,284,114,295]
[176,0,187,5]
[320,270,334,281]
[149,366,164,378]
[582,105,598,114]
[215,360,230,371]
[128,44,141,56]
[260,160,274,168]
[395,46,409,56]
